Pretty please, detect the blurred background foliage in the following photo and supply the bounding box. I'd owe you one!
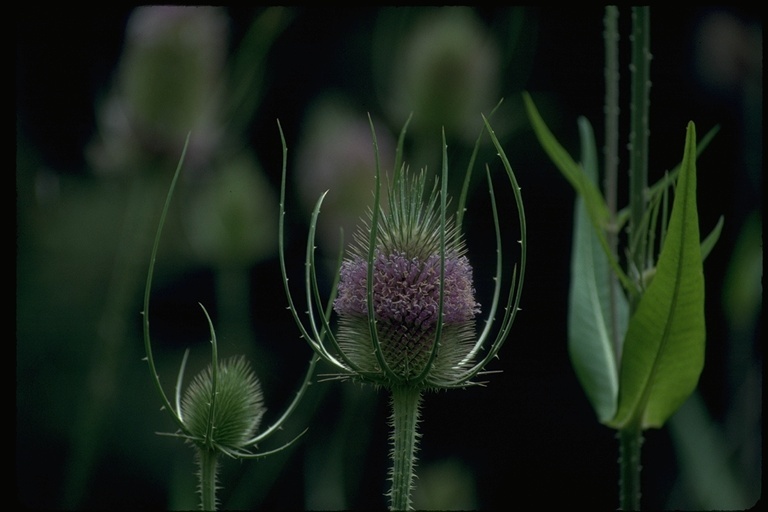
[16,6,761,510]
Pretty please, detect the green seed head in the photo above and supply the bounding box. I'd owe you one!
[180,356,265,453]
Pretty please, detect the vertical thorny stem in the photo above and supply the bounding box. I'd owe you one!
[619,6,651,511]
[389,387,423,511]
[197,448,219,511]
[603,5,623,366]
[619,420,644,510]
[603,5,620,217]
[628,6,652,296]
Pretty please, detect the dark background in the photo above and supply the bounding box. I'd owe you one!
[17,6,761,510]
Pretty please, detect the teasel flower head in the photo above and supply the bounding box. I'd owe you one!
[279,113,526,392]
[333,170,481,387]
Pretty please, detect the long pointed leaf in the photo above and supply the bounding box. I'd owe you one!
[610,122,706,429]
[523,92,636,295]
[568,117,628,423]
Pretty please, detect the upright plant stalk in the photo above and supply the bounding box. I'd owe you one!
[198,449,219,511]
[603,6,620,214]
[628,6,651,289]
[620,6,651,510]
[603,6,622,362]
[604,8,646,508]
[619,420,643,510]
[389,387,423,511]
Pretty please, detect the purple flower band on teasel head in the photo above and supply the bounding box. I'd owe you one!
[334,249,480,328]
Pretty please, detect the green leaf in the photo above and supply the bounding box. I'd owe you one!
[609,122,706,429]
[522,92,636,295]
[634,125,722,266]
[567,117,628,423]
[645,125,720,200]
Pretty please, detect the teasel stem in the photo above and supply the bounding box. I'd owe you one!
[619,9,650,511]
[603,5,623,364]
[388,386,423,511]
[197,448,219,511]
[628,5,651,301]
[618,419,644,510]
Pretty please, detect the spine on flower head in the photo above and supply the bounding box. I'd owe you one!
[333,170,480,388]
[181,356,266,453]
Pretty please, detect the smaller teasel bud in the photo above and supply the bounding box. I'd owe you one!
[180,356,265,454]
[333,169,481,388]
[143,134,318,511]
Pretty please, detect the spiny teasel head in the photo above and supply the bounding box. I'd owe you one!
[180,356,266,455]
[333,169,481,388]
[278,115,526,394]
